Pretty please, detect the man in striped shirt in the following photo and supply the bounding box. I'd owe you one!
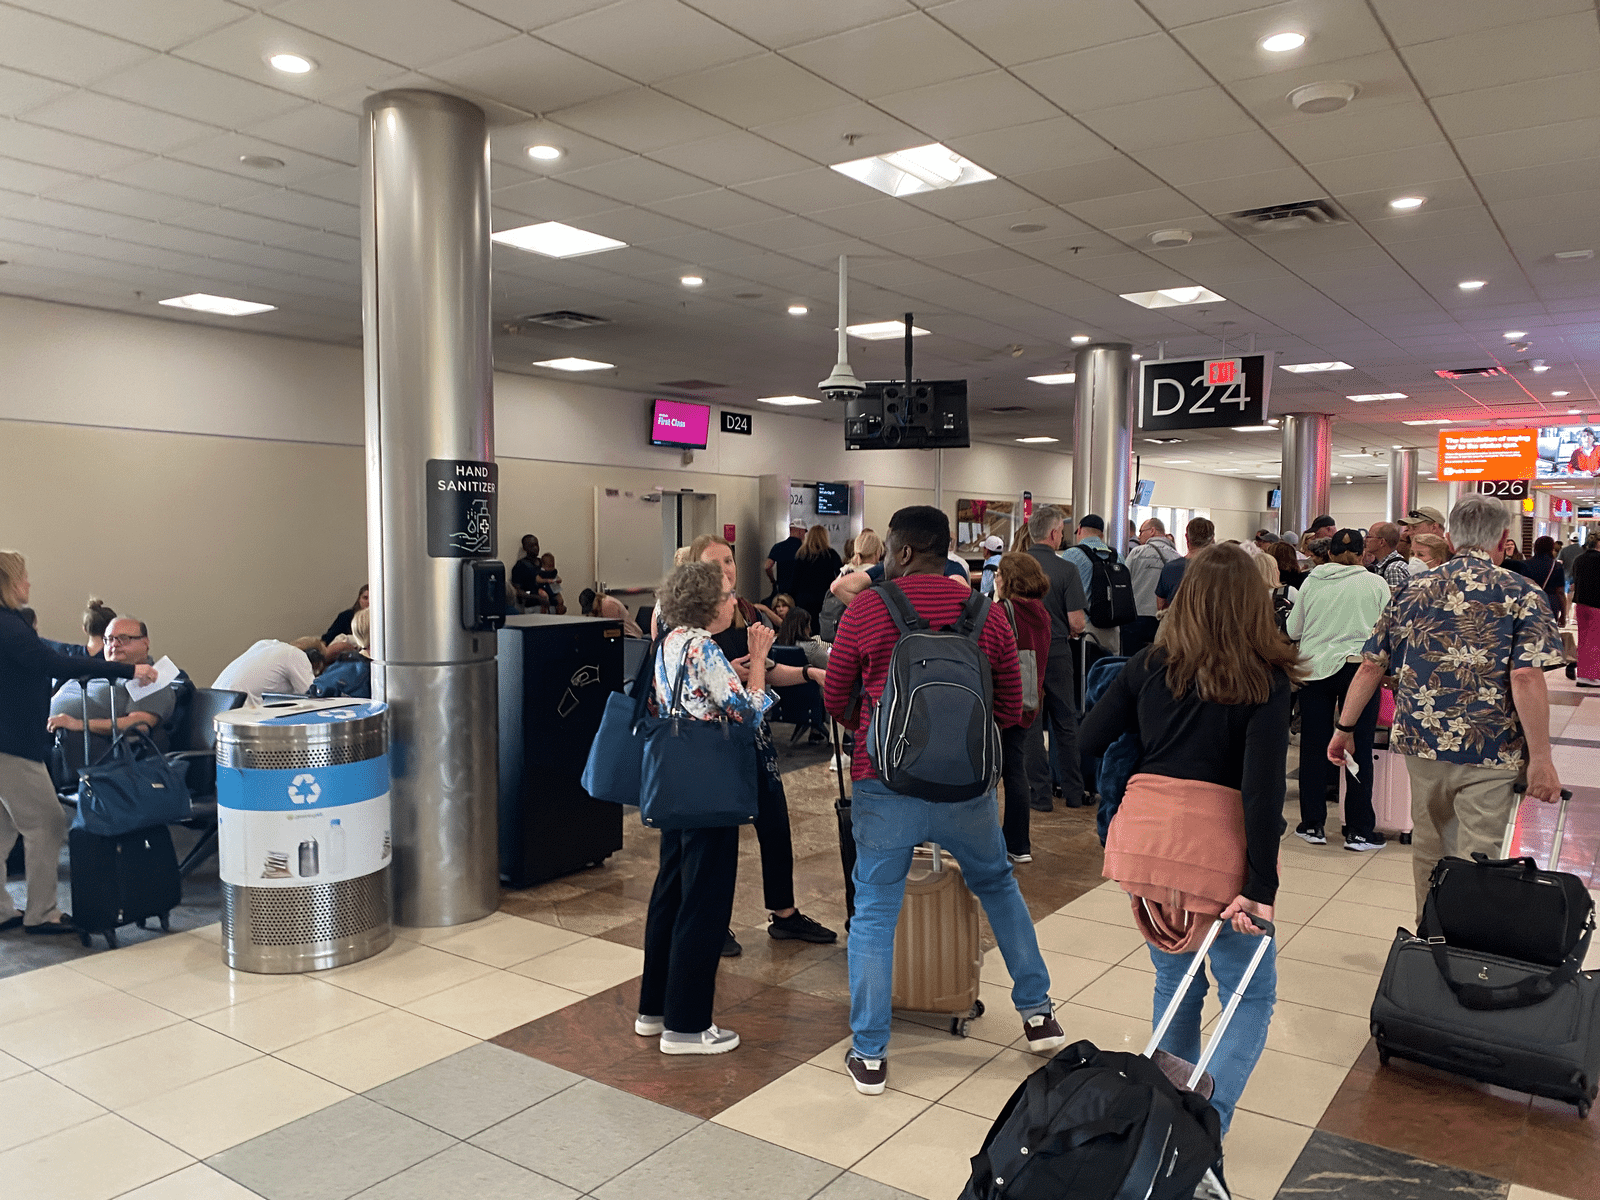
[825,505,1065,1096]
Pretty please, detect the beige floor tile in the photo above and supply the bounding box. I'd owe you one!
[897,984,1031,1048]
[1263,999,1373,1067]
[426,911,588,968]
[939,1047,1042,1119]
[403,970,585,1038]
[1277,841,1364,877]
[1332,876,1415,914]
[1356,854,1421,887]
[1222,1109,1313,1200]
[1032,913,1148,963]
[0,1112,192,1200]
[509,936,645,995]
[391,911,510,945]
[1053,888,1137,928]
[273,1007,476,1091]
[0,1068,106,1151]
[1277,926,1394,976]
[1274,868,1346,899]
[1272,957,1381,1018]
[1235,1047,1353,1128]
[0,963,117,1025]
[194,979,386,1053]
[714,1061,930,1168]
[315,940,497,1007]
[43,1021,261,1111]
[123,960,309,1019]
[185,923,222,945]
[854,1103,993,1200]
[875,1019,1007,1101]
[0,989,183,1067]
[1507,1186,1583,1200]
[1053,1002,1152,1054]
[0,1048,28,1081]
[980,947,1013,990]
[1070,965,1156,1018]
[1309,898,1412,941]
[65,934,217,991]
[1270,890,1327,926]
[118,1162,262,1199]
[120,1056,349,1159]
[1042,949,1112,1001]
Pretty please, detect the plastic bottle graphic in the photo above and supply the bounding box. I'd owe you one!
[326,819,347,876]
[298,838,320,877]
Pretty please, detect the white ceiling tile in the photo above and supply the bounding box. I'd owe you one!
[1402,12,1600,98]
[867,222,988,258]
[243,103,360,164]
[1013,34,1213,112]
[441,0,610,30]
[647,188,786,227]
[752,102,931,164]
[1476,160,1600,206]
[901,178,1040,221]
[1223,49,1419,127]
[1306,142,1463,196]
[269,0,513,69]
[167,130,343,187]
[1429,69,1600,140]
[783,12,993,99]
[0,155,85,193]
[95,55,308,126]
[1363,204,1499,246]
[12,0,248,49]
[648,131,814,187]
[1171,0,1389,84]
[725,215,863,251]
[0,65,75,116]
[1142,0,1289,26]
[1065,187,1207,229]
[577,206,701,246]
[632,228,760,264]
[1012,155,1162,206]
[294,167,361,205]
[35,178,199,221]
[555,156,712,204]
[491,176,622,220]
[1136,130,1295,185]
[1178,166,1321,213]
[655,54,854,128]
[0,119,149,173]
[678,0,913,51]
[101,157,266,204]
[424,36,634,114]
[1373,0,1593,46]
[735,166,884,212]
[537,0,762,84]
[1077,88,1256,154]
[943,116,1113,177]
[173,13,411,102]
[1271,100,1442,161]
[23,91,219,153]
[553,88,738,153]
[1454,116,1600,177]
[0,7,155,85]
[927,0,1160,65]
[873,71,1060,142]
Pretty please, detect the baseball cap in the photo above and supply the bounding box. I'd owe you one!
[1331,528,1366,557]
[1309,515,1336,533]
[981,535,1005,553]
[1078,513,1105,532]
[1401,506,1446,528]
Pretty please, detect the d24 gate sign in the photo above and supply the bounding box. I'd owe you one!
[1438,428,1537,482]
[1138,353,1272,432]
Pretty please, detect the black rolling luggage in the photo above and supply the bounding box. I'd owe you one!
[68,824,182,949]
[832,719,855,921]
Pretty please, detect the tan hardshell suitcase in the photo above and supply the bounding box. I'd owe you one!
[891,844,986,1036]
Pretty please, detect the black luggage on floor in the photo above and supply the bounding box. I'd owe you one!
[68,824,181,949]
[833,720,855,920]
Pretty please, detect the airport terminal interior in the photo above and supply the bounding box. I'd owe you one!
[2,1,1600,1198]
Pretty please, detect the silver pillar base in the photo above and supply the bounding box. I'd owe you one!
[222,869,393,974]
[383,658,500,928]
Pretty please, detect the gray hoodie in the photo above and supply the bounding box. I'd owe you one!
[1285,562,1392,681]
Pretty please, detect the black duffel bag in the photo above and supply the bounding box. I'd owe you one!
[1427,852,1594,969]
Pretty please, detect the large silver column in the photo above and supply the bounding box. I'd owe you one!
[1280,414,1333,538]
[1386,448,1418,523]
[1072,342,1134,555]
[361,90,499,927]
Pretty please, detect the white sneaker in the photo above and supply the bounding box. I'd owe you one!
[1008,851,1033,864]
[659,1024,740,1055]
[634,1014,664,1036]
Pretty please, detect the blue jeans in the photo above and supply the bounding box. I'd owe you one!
[847,778,1053,1059]
[1148,923,1276,1136]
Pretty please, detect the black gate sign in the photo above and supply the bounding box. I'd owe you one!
[426,459,497,558]
[1138,353,1272,432]
[1475,478,1530,500]
[720,410,752,435]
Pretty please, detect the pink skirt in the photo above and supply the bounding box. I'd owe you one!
[1578,604,1600,681]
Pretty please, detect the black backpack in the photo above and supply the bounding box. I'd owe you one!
[864,581,1000,803]
[1083,546,1137,628]
[960,1040,1223,1200]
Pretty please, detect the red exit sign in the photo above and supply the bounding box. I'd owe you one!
[1206,358,1240,386]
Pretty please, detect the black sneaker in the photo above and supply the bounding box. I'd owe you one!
[768,911,838,944]
[845,1051,887,1095]
[1029,800,1053,813]
[1023,1009,1068,1053]
[1345,831,1387,853]
[1294,825,1326,846]
[722,929,742,957]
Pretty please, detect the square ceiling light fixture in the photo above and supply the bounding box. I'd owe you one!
[1027,373,1076,385]
[533,357,614,371]
[831,143,995,198]
[159,293,275,316]
[1347,392,1407,401]
[492,221,627,258]
[846,320,930,340]
[1280,361,1353,373]
[1119,286,1227,309]
[757,395,821,406]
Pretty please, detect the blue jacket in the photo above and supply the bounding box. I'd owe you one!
[309,658,371,699]
[1085,655,1138,846]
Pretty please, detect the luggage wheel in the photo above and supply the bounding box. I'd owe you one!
[159,912,170,932]
[1398,832,1412,845]
[103,928,119,950]
[1377,1047,1390,1067]
[137,918,149,929]
[949,1000,985,1038]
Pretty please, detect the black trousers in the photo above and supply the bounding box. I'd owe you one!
[639,825,740,1033]
[1001,720,1046,855]
[1042,641,1082,801]
[1298,662,1380,837]
[752,760,795,912]
[1120,615,1159,659]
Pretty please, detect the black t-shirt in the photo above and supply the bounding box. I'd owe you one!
[791,549,843,612]
[767,537,802,594]
[511,557,545,595]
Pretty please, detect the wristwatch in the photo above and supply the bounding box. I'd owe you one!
[801,666,815,684]
[1334,719,1358,733]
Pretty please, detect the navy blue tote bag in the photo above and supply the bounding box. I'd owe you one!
[580,634,661,806]
[639,639,760,830]
[73,729,193,837]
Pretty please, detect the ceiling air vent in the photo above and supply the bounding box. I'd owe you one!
[1220,199,1348,235]
[1435,366,1507,380]
[512,310,612,330]
[658,379,725,391]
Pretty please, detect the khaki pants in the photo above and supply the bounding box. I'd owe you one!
[0,751,68,926]
[1404,756,1519,922]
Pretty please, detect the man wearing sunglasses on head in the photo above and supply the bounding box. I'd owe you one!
[46,616,178,771]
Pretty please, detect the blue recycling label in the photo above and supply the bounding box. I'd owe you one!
[250,702,386,725]
[217,755,389,813]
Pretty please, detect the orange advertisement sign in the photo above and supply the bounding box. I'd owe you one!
[1438,428,1537,482]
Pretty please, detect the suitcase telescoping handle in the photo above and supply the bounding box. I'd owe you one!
[1142,912,1275,1091]
[1503,785,1573,866]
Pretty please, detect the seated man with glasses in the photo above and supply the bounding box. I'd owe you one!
[46,616,179,771]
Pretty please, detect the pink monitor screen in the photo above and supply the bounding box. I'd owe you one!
[650,399,711,449]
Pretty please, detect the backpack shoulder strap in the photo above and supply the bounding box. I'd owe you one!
[874,580,927,636]
[958,591,992,643]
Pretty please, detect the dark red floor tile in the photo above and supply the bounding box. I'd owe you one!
[587,1044,805,1119]
[716,983,850,1062]
[1512,1097,1600,1200]
[491,980,646,1076]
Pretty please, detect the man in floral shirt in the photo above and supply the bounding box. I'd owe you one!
[1328,494,1565,918]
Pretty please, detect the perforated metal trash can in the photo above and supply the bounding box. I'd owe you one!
[214,699,394,973]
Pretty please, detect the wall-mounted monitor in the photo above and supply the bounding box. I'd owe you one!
[1268,488,1281,510]
[1537,425,1600,478]
[845,380,969,450]
[649,399,711,450]
[815,481,850,516]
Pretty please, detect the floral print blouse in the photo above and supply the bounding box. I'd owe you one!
[1363,549,1563,769]
[656,627,774,726]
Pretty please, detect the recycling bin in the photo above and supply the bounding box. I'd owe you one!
[214,699,393,973]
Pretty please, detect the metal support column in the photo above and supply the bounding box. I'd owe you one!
[361,90,499,927]
[1280,414,1333,540]
[1386,448,1419,524]
[1071,342,1134,556]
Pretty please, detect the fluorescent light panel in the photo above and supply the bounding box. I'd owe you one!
[1280,361,1352,373]
[1233,425,1276,432]
[1403,418,1453,425]
[831,142,995,198]
[847,320,930,340]
[1347,392,1407,401]
[492,221,626,258]
[1120,286,1226,309]
[1027,373,1075,385]
[159,292,275,316]
[757,395,821,406]
[1015,436,1059,443]
[533,357,613,371]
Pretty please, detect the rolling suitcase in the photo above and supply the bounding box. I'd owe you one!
[891,844,985,1036]
[832,719,855,922]
[1369,749,1413,843]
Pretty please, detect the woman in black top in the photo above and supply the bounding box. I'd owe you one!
[788,525,843,626]
[0,552,154,933]
[1571,534,1600,685]
[322,584,369,644]
[1506,536,1565,623]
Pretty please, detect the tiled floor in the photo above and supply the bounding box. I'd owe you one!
[2,716,1597,1200]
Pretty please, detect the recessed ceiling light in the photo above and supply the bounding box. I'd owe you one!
[1347,392,1407,401]
[1016,436,1059,444]
[1503,330,1528,339]
[1260,31,1306,52]
[1255,473,1280,479]
[1132,353,1142,360]
[757,395,822,406]
[1234,425,1277,432]
[787,304,808,316]
[831,142,995,197]
[1553,391,1571,397]
[267,53,315,74]
[492,222,626,258]
[158,293,275,316]
[1389,196,1426,211]
[1070,335,1091,344]
[1571,409,1583,414]
[1458,279,1486,290]
[1402,418,1453,425]
[847,320,930,340]
[526,144,562,161]
[1027,373,1075,385]
[1009,222,1046,233]
[1281,361,1352,373]
[1555,249,1594,261]
[533,357,613,371]
[238,154,284,170]
[1217,468,1241,473]
[680,274,704,287]
[1120,286,1226,309]
[1164,459,1192,464]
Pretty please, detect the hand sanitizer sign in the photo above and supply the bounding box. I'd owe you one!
[217,754,391,888]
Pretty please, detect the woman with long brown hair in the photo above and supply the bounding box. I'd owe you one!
[1079,543,1303,1135]
[789,525,842,626]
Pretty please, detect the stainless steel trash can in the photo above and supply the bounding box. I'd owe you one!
[215,699,393,973]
